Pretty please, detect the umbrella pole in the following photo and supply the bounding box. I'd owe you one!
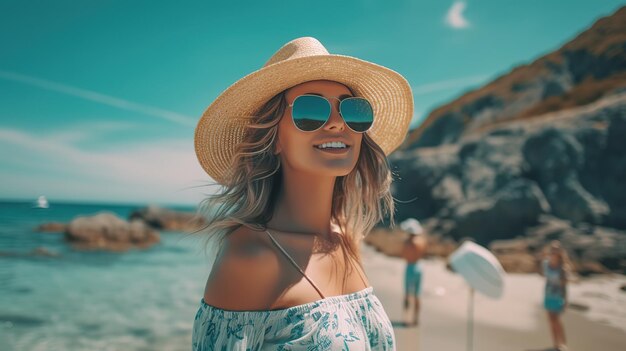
[467,287,474,351]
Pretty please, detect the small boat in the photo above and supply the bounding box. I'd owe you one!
[33,195,49,209]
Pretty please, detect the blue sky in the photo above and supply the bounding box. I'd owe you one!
[1,0,624,206]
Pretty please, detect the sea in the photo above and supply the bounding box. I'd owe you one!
[0,200,211,351]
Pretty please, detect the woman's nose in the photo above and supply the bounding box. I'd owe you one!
[323,102,345,131]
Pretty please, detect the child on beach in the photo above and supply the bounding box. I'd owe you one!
[540,240,572,351]
[400,218,427,327]
[191,37,414,350]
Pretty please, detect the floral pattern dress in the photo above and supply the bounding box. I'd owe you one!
[192,286,395,350]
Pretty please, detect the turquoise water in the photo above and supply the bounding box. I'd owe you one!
[0,201,211,351]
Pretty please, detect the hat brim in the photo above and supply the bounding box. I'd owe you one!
[195,54,414,184]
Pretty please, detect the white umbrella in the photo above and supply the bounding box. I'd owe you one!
[449,241,506,351]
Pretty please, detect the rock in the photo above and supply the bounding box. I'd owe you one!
[364,226,456,259]
[65,212,160,251]
[447,179,550,243]
[522,127,610,224]
[364,227,407,257]
[489,238,531,254]
[576,261,609,276]
[522,128,583,184]
[390,145,460,219]
[0,247,60,258]
[568,302,590,312]
[542,178,609,224]
[488,238,541,273]
[525,215,573,241]
[36,222,67,232]
[426,235,457,258]
[494,252,539,273]
[129,205,207,232]
[602,112,626,228]
[431,175,464,207]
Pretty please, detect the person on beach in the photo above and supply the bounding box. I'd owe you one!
[399,218,427,327]
[540,240,571,351]
[191,37,413,350]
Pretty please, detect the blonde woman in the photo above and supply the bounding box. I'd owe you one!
[540,240,572,351]
[190,37,413,350]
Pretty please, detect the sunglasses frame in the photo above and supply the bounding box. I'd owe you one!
[287,94,375,133]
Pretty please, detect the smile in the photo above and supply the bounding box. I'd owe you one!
[314,141,349,149]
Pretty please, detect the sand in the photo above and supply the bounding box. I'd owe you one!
[359,242,626,351]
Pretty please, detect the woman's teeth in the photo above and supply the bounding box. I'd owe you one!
[315,142,347,149]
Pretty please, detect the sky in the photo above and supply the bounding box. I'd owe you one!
[1,0,624,207]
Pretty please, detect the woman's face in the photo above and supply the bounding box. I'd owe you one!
[275,80,363,177]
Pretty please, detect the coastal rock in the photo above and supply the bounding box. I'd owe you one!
[364,227,407,257]
[365,226,456,259]
[522,128,609,224]
[489,238,542,273]
[0,247,60,258]
[492,252,539,273]
[129,205,206,232]
[36,222,67,232]
[444,179,550,243]
[65,212,160,251]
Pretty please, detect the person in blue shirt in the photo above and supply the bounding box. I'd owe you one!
[399,218,427,327]
[191,36,414,350]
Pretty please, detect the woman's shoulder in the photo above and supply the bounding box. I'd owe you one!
[204,225,282,311]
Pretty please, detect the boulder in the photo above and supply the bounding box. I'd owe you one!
[65,212,160,251]
[129,205,207,232]
[36,222,67,232]
[446,179,550,243]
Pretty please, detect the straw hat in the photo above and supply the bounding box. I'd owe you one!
[194,36,414,184]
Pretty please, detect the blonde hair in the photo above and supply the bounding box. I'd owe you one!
[192,87,395,271]
[544,240,574,278]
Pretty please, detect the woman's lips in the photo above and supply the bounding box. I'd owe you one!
[313,145,350,154]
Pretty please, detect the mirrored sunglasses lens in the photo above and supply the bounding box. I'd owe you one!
[292,95,331,131]
[340,98,374,132]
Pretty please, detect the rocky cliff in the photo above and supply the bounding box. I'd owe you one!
[388,7,626,274]
[402,7,626,149]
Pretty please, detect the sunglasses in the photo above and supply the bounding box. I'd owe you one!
[287,94,374,133]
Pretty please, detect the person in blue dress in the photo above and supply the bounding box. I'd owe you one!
[540,240,572,351]
[399,218,427,327]
[191,37,414,350]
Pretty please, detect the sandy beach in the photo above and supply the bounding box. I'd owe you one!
[359,241,626,351]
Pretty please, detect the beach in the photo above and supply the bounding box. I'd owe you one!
[359,241,626,351]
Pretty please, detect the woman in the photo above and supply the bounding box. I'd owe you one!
[541,240,571,351]
[191,37,413,350]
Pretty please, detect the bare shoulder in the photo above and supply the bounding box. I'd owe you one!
[203,225,281,310]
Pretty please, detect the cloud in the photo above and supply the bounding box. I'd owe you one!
[445,1,470,29]
[411,74,488,96]
[46,121,138,144]
[0,70,197,127]
[0,127,211,205]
